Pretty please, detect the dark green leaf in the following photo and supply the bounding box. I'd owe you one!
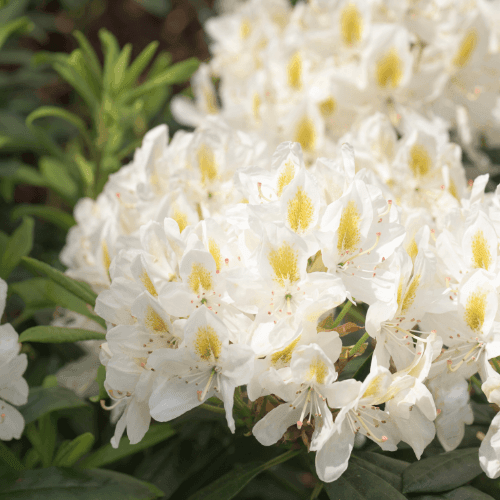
[442,486,495,499]
[11,205,75,231]
[79,423,176,469]
[0,0,29,25]
[20,256,97,306]
[0,17,33,52]
[402,448,483,494]
[0,161,47,188]
[323,458,406,500]
[53,433,95,467]
[186,449,299,500]
[356,451,410,475]
[350,456,402,491]
[0,216,34,280]
[89,365,107,403]
[19,326,105,344]
[18,386,88,425]
[0,467,163,499]
[134,0,171,17]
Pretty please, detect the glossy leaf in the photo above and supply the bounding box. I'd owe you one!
[53,433,95,467]
[323,458,407,500]
[20,256,97,306]
[0,216,34,280]
[402,447,483,494]
[79,423,176,469]
[11,205,75,231]
[186,449,299,500]
[0,467,163,500]
[19,326,105,344]
[18,386,88,425]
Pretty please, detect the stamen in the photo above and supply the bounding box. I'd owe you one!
[198,367,216,402]
[257,182,272,202]
[100,399,123,411]
[297,388,311,429]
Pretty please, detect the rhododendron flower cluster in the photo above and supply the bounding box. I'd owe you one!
[58,111,500,481]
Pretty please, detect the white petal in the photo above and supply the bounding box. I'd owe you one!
[479,412,500,479]
[252,402,302,446]
[0,400,24,440]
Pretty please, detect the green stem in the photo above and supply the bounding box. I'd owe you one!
[264,449,300,469]
[310,481,323,500]
[256,396,268,423]
[200,403,226,415]
[349,332,370,357]
[471,375,483,393]
[234,388,252,418]
[331,301,353,328]
[0,441,25,471]
[347,306,365,324]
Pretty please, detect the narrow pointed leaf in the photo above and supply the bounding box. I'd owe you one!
[0,467,163,499]
[20,256,97,306]
[186,449,299,500]
[18,386,88,425]
[11,205,75,231]
[79,423,176,469]
[121,41,159,90]
[19,326,105,344]
[402,448,483,494]
[73,30,102,81]
[53,433,95,467]
[0,216,34,280]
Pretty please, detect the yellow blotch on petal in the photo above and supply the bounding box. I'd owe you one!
[341,3,362,46]
[173,208,188,233]
[471,230,492,271]
[145,306,169,333]
[252,93,261,121]
[102,240,111,275]
[287,51,302,90]
[188,263,213,293]
[464,289,487,332]
[337,200,361,253]
[363,374,385,399]
[376,48,403,89]
[308,358,328,385]
[287,187,314,234]
[141,271,158,297]
[319,97,337,117]
[453,29,477,68]
[294,116,316,153]
[449,180,459,201]
[397,280,403,309]
[401,274,421,313]
[409,144,432,178]
[277,161,296,197]
[195,325,222,361]
[204,89,218,114]
[240,18,251,39]
[406,238,419,262]
[271,336,301,367]
[198,144,218,186]
[209,238,222,271]
[268,242,301,287]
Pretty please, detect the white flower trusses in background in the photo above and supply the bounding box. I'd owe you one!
[0,278,29,441]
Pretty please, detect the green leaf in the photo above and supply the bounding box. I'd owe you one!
[0,467,164,499]
[39,156,79,202]
[27,106,93,151]
[99,28,120,92]
[53,433,95,467]
[349,456,402,491]
[111,43,132,92]
[0,216,34,280]
[121,40,159,91]
[186,449,299,500]
[0,0,29,25]
[73,30,102,81]
[323,458,407,500]
[18,386,88,426]
[19,326,105,344]
[0,442,24,472]
[0,161,47,187]
[442,486,496,499]
[79,423,176,469]
[11,205,75,231]
[134,0,171,17]
[0,17,33,52]
[120,57,200,103]
[74,153,95,187]
[356,451,410,475]
[402,448,483,495]
[67,49,101,103]
[20,256,97,306]
[89,364,107,403]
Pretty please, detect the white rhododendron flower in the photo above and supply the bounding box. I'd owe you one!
[0,279,29,441]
